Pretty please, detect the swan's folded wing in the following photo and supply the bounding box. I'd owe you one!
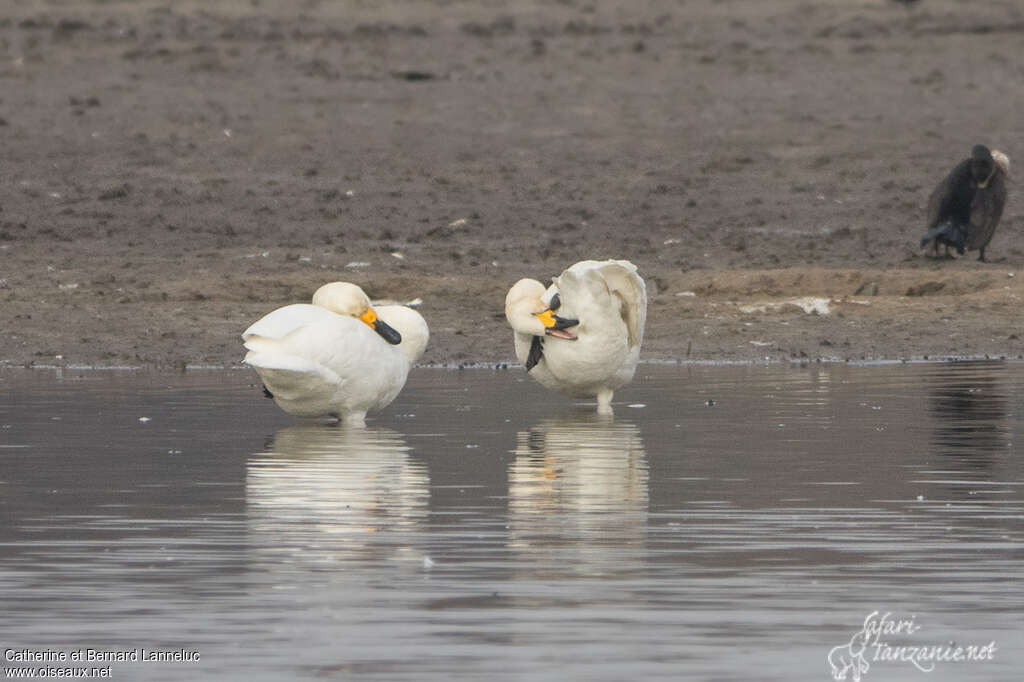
[243,348,339,382]
[243,347,343,410]
[554,260,647,350]
[242,304,336,341]
[243,316,378,410]
[966,173,1007,251]
[374,304,431,364]
[594,261,647,350]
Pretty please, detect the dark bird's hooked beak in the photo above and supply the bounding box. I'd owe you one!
[359,308,403,345]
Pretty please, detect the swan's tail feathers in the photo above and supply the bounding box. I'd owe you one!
[243,346,341,408]
[920,220,966,254]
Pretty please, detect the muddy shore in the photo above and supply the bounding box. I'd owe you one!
[2,0,1023,369]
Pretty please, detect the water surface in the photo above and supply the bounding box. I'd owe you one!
[1,363,1021,681]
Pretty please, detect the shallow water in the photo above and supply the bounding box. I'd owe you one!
[1,363,1022,681]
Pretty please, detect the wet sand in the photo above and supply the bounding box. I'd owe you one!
[2,0,1023,368]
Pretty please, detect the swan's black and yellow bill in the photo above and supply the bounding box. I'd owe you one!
[359,308,403,345]
[526,300,577,371]
[535,308,578,340]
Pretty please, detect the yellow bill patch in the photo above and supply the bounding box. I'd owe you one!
[358,308,379,327]
[535,309,558,328]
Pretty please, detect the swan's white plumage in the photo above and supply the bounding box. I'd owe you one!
[242,303,336,341]
[506,259,647,415]
[242,283,428,425]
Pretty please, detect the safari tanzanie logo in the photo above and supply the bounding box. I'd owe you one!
[827,611,996,680]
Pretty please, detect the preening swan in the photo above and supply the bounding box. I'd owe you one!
[242,282,429,426]
[505,259,647,415]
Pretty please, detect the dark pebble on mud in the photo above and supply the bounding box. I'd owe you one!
[392,70,437,81]
[97,184,131,201]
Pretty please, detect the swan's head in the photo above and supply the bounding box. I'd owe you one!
[505,278,579,339]
[312,282,402,345]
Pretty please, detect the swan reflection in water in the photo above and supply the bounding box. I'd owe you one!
[508,414,648,564]
[247,425,428,569]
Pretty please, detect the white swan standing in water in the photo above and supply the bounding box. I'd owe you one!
[505,259,647,415]
[242,282,429,426]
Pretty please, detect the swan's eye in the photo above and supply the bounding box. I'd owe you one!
[549,293,561,311]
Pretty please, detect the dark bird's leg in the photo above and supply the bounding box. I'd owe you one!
[262,384,274,399]
[978,247,987,262]
[921,221,959,258]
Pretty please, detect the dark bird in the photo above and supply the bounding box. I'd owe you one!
[920,144,1010,262]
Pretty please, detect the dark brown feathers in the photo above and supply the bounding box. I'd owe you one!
[966,171,1007,252]
[921,146,1008,261]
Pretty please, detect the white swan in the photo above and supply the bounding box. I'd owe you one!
[242,282,429,426]
[505,259,647,415]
